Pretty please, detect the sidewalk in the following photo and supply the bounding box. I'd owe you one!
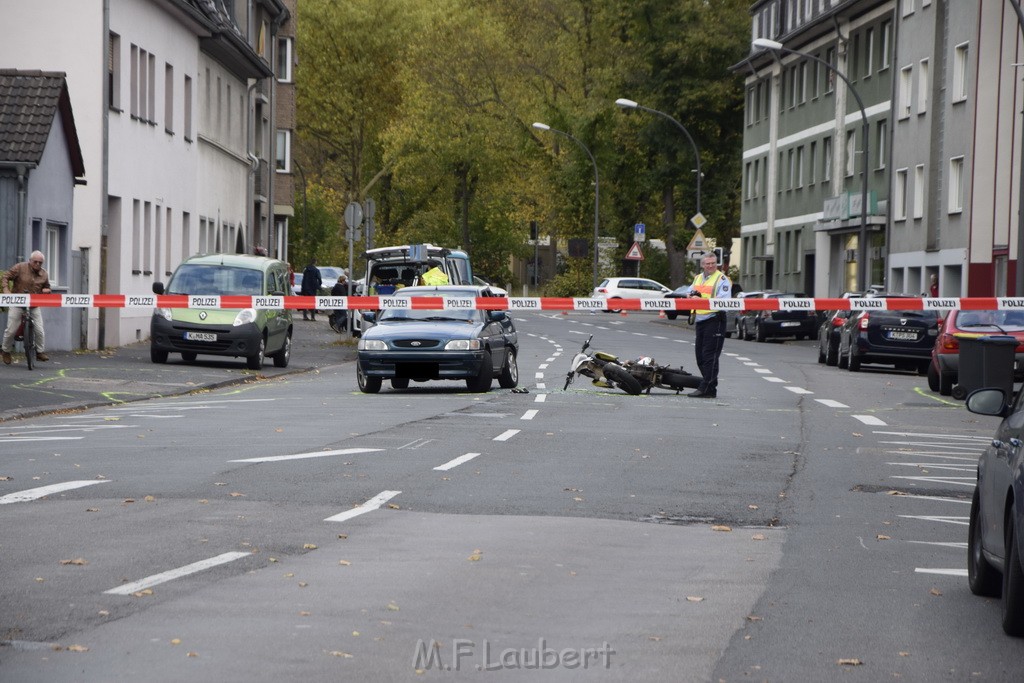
[0,318,358,423]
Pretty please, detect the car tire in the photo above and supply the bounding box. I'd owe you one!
[968,489,1001,597]
[151,347,168,364]
[847,344,861,372]
[817,340,826,364]
[1002,505,1024,636]
[357,364,381,394]
[467,351,493,392]
[838,340,849,369]
[498,349,519,388]
[272,333,292,368]
[825,339,839,367]
[666,312,678,320]
[603,362,643,395]
[927,362,941,392]
[743,321,754,342]
[246,335,266,370]
[391,377,410,390]
[755,321,766,343]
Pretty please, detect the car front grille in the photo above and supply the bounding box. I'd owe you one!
[392,339,442,349]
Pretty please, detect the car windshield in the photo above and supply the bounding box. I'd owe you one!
[166,265,263,296]
[319,267,343,280]
[958,310,1024,330]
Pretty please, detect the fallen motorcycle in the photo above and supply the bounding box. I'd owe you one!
[563,335,701,396]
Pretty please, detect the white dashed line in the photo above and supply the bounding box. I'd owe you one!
[763,377,787,383]
[534,394,547,403]
[899,515,969,526]
[754,368,772,374]
[0,480,110,505]
[815,399,849,408]
[104,551,251,595]
[230,447,382,463]
[914,568,968,577]
[535,372,544,379]
[536,383,546,389]
[744,362,761,366]
[784,387,813,395]
[539,364,549,369]
[853,415,887,426]
[434,453,481,471]
[521,410,539,420]
[493,429,520,442]
[325,490,402,522]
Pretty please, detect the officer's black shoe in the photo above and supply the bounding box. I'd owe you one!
[687,390,716,398]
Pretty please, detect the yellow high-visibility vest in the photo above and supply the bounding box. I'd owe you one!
[690,270,725,316]
[421,266,449,286]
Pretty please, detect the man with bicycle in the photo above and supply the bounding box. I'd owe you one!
[2,250,51,365]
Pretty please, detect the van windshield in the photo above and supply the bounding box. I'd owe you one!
[167,265,264,296]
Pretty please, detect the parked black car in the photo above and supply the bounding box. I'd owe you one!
[739,292,817,342]
[964,387,1024,636]
[816,309,856,366]
[837,296,940,373]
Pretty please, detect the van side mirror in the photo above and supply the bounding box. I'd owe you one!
[488,310,507,321]
[152,282,165,295]
[362,311,377,323]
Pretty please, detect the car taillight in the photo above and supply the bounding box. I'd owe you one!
[940,333,959,351]
[831,317,844,327]
[859,313,870,330]
[596,288,607,293]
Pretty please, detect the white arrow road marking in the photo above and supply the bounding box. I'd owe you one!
[104,551,250,595]
[915,568,968,577]
[0,480,110,505]
[853,415,887,426]
[325,490,401,523]
[434,453,481,471]
[493,429,520,442]
[815,399,849,408]
[229,447,382,463]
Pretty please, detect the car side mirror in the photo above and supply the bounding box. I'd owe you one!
[488,310,507,321]
[362,311,377,323]
[152,282,165,295]
[965,388,1012,417]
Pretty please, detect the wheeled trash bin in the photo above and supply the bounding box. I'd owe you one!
[952,334,1018,400]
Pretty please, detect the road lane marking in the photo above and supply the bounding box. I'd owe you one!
[815,399,849,408]
[853,415,887,426]
[907,541,968,549]
[434,453,481,471]
[104,551,250,595]
[901,494,972,505]
[763,377,787,383]
[891,475,975,487]
[229,448,382,463]
[874,431,990,441]
[535,372,544,379]
[899,515,969,526]
[536,383,546,389]
[914,568,967,577]
[887,462,975,472]
[0,480,110,505]
[744,362,761,366]
[546,357,556,362]
[784,387,813,395]
[0,436,85,443]
[521,410,538,420]
[493,429,520,441]
[397,438,433,450]
[325,490,402,523]
[754,368,772,374]
[534,394,546,403]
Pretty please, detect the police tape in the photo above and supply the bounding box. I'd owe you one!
[0,293,1016,312]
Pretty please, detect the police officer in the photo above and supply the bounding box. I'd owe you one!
[687,254,731,398]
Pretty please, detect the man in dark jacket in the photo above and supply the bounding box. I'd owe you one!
[329,273,349,332]
[300,258,322,321]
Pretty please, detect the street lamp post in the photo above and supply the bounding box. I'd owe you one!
[753,38,872,293]
[614,98,702,215]
[532,122,601,289]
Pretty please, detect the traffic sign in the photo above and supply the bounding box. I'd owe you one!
[690,212,707,229]
[625,242,644,261]
[685,228,707,252]
[634,222,646,242]
[344,202,363,229]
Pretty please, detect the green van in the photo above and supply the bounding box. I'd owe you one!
[150,254,293,369]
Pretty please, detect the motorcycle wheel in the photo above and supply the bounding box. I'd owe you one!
[660,369,701,391]
[603,362,643,396]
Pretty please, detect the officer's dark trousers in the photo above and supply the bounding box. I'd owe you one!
[694,313,726,394]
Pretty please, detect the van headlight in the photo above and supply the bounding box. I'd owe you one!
[358,339,387,351]
[154,308,172,321]
[444,339,481,351]
[233,309,257,326]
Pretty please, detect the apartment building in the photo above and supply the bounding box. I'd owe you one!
[0,0,290,348]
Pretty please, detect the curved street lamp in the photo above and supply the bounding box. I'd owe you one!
[532,122,601,289]
[615,98,702,215]
[752,37,871,292]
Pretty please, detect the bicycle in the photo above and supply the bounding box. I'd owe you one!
[13,307,37,370]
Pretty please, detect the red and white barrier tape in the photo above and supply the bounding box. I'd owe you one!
[0,293,1018,312]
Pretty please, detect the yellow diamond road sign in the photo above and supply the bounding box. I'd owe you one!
[690,212,707,229]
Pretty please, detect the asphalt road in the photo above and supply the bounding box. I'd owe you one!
[1,312,1022,680]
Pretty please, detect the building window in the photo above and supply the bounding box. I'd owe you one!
[277,37,293,83]
[845,129,856,177]
[823,136,832,182]
[865,28,874,78]
[184,74,193,141]
[745,162,753,200]
[132,199,141,272]
[276,129,291,173]
[913,165,925,219]
[880,20,892,71]
[164,63,174,134]
[44,223,64,288]
[796,145,805,187]
[825,47,836,94]
[949,156,964,213]
[799,61,808,103]
[754,158,761,197]
[809,140,817,184]
[747,87,756,126]
[876,120,887,170]
[787,149,795,190]
[894,169,908,221]
[812,56,820,99]
[148,53,156,123]
[953,43,969,103]
[902,0,915,18]
[108,32,121,110]
[130,45,139,117]
[143,200,153,275]
[918,59,929,114]
[899,65,912,119]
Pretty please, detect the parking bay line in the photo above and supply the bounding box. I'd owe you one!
[915,568,968,577]
[494,429,520,442]
[325,490,401,523]
[434,453,481,471]
[104,551,250,595]
[0,480,110,505]
[229,447,382,463]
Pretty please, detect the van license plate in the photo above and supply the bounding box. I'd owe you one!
[184,332,217,342]
[887,330,918,341]
[781,322,798,327]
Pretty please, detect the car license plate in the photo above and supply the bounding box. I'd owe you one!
[184,331,217,342]
[781,321,798,327]
[887,330,918,341]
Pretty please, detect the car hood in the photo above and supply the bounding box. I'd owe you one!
[170,309,245,325]
[363,318,484,340]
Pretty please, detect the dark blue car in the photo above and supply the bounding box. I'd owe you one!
[356,286,518,393]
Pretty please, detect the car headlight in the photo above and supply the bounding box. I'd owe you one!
[358,339,388,351]
[444,339,481,351]
[154,307,172,321]
[233,309,257,327]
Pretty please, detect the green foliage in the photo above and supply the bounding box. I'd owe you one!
[542,261,595,298]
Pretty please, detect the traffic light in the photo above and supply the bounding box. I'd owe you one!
[529,220,538,241]
[713,247,723,264]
